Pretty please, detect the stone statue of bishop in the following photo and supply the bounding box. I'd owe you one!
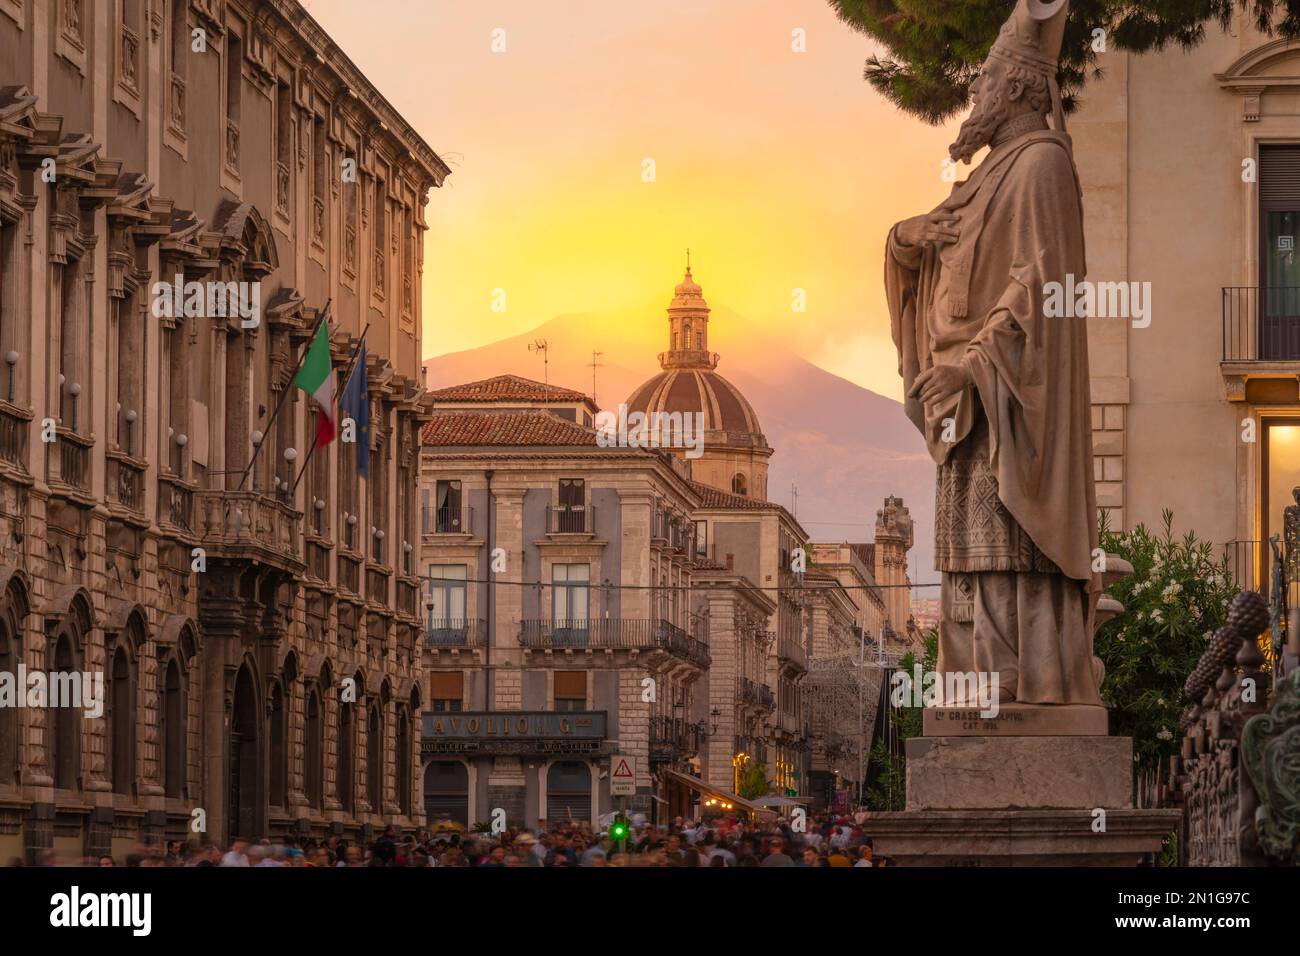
[885,0,1104,706]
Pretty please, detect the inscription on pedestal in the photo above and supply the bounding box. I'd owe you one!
[924,704,1107,737]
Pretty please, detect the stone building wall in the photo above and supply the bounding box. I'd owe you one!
[0,0,447,858]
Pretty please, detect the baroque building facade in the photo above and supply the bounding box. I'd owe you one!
[1069,9,1300,601]
[0,0,446,860]
[419,269,919,826]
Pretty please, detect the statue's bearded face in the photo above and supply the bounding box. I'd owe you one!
[949,59,1011,164]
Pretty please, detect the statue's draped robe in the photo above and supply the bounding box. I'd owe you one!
[885,128,1102,706]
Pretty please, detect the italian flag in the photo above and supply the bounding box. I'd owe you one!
[294,320,336,447]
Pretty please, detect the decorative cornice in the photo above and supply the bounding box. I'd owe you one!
[250,0,451,189]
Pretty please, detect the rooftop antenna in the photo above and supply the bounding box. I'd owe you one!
[589,350,603,406]
[528,339,550,401]
[791,482,799,517]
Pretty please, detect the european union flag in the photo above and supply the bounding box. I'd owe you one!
[340,343,370,477]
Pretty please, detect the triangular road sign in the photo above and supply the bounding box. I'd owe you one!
[613,758,633,778]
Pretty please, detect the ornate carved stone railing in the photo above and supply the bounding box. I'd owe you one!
[1241,668,1300,864]
[196,490,302,570]
[157,474,194,535]
[51,431,91,494]
[305,538,331,583]
[107,452,145,514]
[1175,591,1272,865]
[366,567,389,605]
[337,552,361,596]
[397,576,419,618]
[0,405,28,471]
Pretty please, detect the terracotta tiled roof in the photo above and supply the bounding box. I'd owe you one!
[427,374,592,405]
[691,558,728,571]
[421,410,599,447]
[850,543,875,568]
[686,479,777,512]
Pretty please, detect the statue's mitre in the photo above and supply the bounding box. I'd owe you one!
[988,0,1068,75]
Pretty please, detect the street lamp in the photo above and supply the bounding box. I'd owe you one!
[4,350,17,403]
[283,446,297,502]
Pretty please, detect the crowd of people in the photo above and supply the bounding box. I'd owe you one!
[9,812,894,867]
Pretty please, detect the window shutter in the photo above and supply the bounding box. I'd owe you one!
[554,671,587,699]
[429,672,463,700]
[1260,145,1300,204]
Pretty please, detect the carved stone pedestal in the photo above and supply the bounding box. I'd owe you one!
[866,808,1182,866]
[905,734,1131,809]
[867,729,1180,866]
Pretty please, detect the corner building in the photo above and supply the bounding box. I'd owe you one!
[419,268,921,826]
[0,0,448,859]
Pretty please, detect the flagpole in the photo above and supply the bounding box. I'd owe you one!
[289,322,371,498]
[238,299,332,491]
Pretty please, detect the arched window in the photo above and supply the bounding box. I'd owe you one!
[269,681,286,808]
[305,686,323,809]
[50,633,79,790]
[161,658,185,799]
[337,697,354,814]
[731,473,748,496]
[367,703,382,812]
[108,646,134,795]
[395,706,411,817]
[0,620,17,786]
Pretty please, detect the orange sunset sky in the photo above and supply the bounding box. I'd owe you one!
[308,0,965,401]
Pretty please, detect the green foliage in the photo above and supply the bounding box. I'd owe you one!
[1158,829,1179,867]
[865,738,906,811]
[826,1,1300,123]
[866,627,937,810]
[1097,510,1237,775]
[737,760,773,800]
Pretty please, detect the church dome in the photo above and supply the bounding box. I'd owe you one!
[626,367,767,444]
[624,259,770,450]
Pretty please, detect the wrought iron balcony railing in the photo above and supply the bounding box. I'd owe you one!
[649,714,701,760]
[519,618,710,667]
[546,503,592,534]
[1223,286,1300,362]
[777,634,807,671]
[425,617,487,648]
[737,677,776,710]
[423,504,471,535]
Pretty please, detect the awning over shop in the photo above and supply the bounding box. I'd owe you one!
[753,795,810,808]
[660,769,768,817]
